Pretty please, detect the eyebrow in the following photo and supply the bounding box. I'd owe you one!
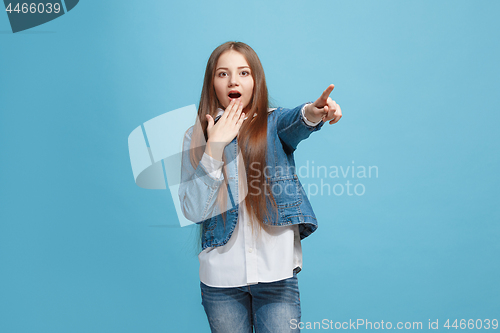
[215,66,251,71]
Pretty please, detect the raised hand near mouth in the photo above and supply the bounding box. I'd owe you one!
[205,98,246,161]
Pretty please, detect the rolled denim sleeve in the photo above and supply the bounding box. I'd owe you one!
[276,102,325,153]
[178,127,225,224]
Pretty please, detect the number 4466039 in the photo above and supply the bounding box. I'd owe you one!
[5,3,61,14]
[444,319,498,330]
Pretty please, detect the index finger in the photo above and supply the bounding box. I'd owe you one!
[319,84,335,102]
[221,98,237,120]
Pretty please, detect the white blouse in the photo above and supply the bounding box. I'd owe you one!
[198,104,320,288]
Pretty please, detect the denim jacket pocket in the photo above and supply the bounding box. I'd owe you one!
[268,175,303,208]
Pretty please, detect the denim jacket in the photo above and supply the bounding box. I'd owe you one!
[178,103,325,250]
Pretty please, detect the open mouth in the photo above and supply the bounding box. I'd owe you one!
[228,91,242,99]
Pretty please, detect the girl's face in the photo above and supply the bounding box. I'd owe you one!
[213,50,254,110]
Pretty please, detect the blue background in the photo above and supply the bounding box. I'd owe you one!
[1,0,499,332]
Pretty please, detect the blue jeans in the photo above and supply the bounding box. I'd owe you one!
[200,272,301,333]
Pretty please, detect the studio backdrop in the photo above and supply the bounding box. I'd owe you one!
[1,1,499,332]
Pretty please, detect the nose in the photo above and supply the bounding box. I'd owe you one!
[229,74,239,87]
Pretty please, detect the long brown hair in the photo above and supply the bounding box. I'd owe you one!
[189,41,278,246]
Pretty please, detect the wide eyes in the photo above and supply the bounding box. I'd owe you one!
[216,70,251,78]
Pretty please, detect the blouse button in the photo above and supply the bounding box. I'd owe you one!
[248,248,253,253]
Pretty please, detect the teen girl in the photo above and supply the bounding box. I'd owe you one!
[178,41,342,333]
